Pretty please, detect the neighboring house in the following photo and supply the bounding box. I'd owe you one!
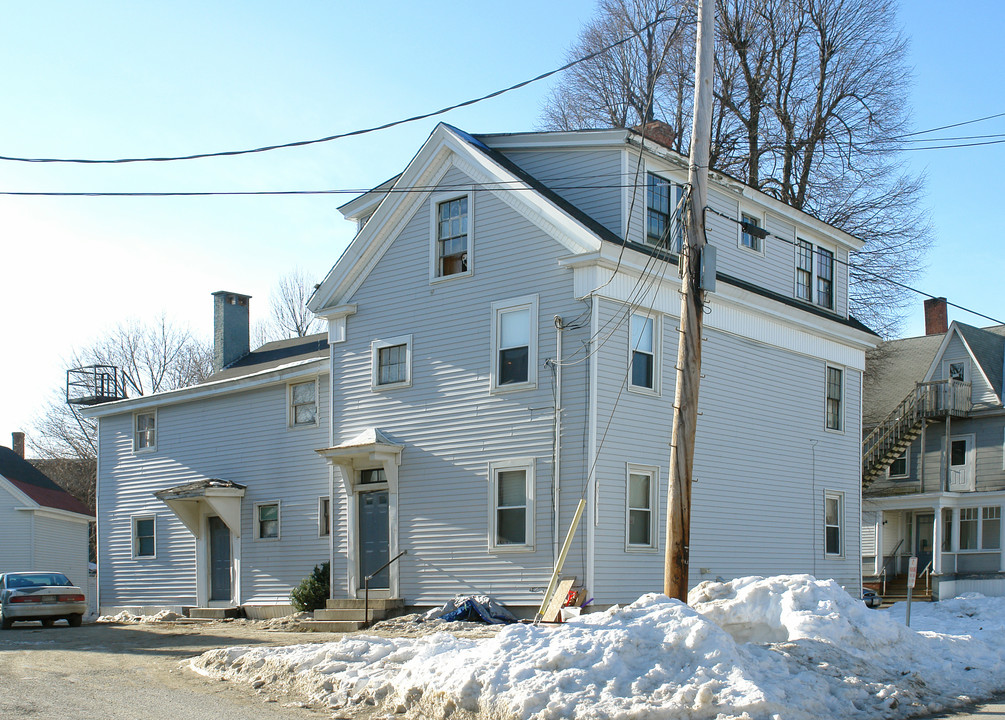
[89,123,877,616]
[862,298,1005,599]
[0,436,94,610]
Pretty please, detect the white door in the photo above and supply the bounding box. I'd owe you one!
[948,435,975,492]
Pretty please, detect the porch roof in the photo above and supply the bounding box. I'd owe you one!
[153,479,246,538]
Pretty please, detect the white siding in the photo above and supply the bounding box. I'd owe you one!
[334,165,591,607]
[861,511,878,556]
[97,374,330,606]
[590,298,864,601]
[32,513,89,595]
[0,486,33,570]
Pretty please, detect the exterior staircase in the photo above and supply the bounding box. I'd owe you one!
[301,597,404,633]
[862,379,971,484]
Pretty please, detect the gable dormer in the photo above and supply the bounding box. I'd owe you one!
[924,321,1004,409]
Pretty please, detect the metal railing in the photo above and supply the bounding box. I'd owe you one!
[363,550,406,628]
[863,379,971,482]
[878,539,904,596]
[919,560,933,596]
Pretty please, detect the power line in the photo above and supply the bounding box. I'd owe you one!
[896,111,1005,139]
[704,205,1005,326]
[0,16,671,166]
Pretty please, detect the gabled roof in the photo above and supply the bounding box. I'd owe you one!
[0,447,93,517]
[865,322,1005,426]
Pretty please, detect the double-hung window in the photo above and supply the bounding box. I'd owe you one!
[796,240,813,301]
[816,247,834,310]
[630,313,657,391]
[256,502,280,540]
[982,507,1001,550]
[489,460,534,550]
[134,412,156,452]
[888,450,908,479]
[646,173,684,253]
[960,507,979,550]
[824,492,843,555]
[132,516,156,558]
[491,296,538,391]
[319,497,330,538]
[371,335,412,390]
[290,380,318,427]
[435,195,470,278]
[627,466,657,549]
[826,366,843,431]
[740,213,763,252]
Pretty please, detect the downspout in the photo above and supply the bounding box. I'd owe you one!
[553,316,564,566]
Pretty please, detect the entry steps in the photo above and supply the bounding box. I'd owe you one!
[302,597,404,633]
[188,606,243,620]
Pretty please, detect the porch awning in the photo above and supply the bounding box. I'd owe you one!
[316,428,404,492]
[153,479,246,539]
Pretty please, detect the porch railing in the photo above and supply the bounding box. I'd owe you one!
[878,539,903,596]
[863,379,971,483]
[363,550,407,628]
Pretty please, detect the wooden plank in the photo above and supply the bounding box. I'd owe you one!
[544,577,576,623]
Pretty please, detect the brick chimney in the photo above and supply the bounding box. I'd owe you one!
[11,432,25,458]
[924,297,948,336]
[212,291,252,372]
[633,120,677,150]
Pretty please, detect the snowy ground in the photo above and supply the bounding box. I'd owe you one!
[188,575,1005,720]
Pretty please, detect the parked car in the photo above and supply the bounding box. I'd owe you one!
[862,588,882,609]
[0,572,86,629]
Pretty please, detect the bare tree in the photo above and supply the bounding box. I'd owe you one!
[29,316,212,460]
[259,267,325,343]
[543,0,928,335]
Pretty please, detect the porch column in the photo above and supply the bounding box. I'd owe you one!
[933,504,943,574]
[874,511,885,576]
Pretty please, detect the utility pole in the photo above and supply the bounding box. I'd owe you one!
[665,0,714,602]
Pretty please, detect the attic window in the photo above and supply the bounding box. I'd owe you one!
[436,196,469,277]
[740,213,765,252]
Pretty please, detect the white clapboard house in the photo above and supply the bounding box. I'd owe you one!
[88,123,876,616]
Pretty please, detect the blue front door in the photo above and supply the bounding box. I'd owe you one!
[358,491,389,589]
[208,516,231,602]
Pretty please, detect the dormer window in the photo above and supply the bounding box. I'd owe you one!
[794,239,836,311]
[740,213,763,252]
[948,361,966,382]
[816,247,834,310]
[436,196,469,277]
[646,173,683,253]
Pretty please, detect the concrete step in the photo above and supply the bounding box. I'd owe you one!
[188,607,243,619]
[325,598,403,611]
[300,620,363,633]
[313,608,385,622]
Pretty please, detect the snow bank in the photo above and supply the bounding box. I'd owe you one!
[98,610,183,623]
[189,575,1005,719]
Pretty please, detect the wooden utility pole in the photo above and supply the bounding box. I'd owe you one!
[665,0,714,602]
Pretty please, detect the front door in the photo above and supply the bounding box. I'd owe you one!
[208,516,232,602]
[948,436,975,491]
[915,513,934,572]
[358,491,390,589]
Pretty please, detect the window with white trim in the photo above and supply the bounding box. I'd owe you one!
[289,380,318,427]
[256,502,280,540]
[434,195,469,278]
[816,247,834,310]
[825,366,843,431]
[371,335,412,389]
[888,450,908,479]
[134,411,156,452]
[491,296,538,391]
[132,515,156,558]
[646,173,684,253]
[824,492,843,555]
[489,460,534,550]
[627,466,657,549]
[942,508,953,552]
[740,212,763,252]
[982,507,1001,550]
[630,313,657,391]
[960,507,979,550]
[319,497,330,537]
[796,239,813,302]
[947,360,967,382]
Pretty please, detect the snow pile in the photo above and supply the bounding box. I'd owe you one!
[98,610,183,623]
[189,575,1005,719]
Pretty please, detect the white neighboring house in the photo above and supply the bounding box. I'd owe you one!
[0,442,94,611]
[88,123,878,616]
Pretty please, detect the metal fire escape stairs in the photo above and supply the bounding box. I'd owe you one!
[862,379,972,485]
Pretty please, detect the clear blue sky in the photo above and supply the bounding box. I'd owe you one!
[1,1,1001,453]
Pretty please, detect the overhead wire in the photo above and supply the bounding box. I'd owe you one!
[0,15,673,165]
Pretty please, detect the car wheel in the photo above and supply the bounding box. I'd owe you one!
[67,613,82,628]
[1,612,12,630]
[41,618,55,628]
